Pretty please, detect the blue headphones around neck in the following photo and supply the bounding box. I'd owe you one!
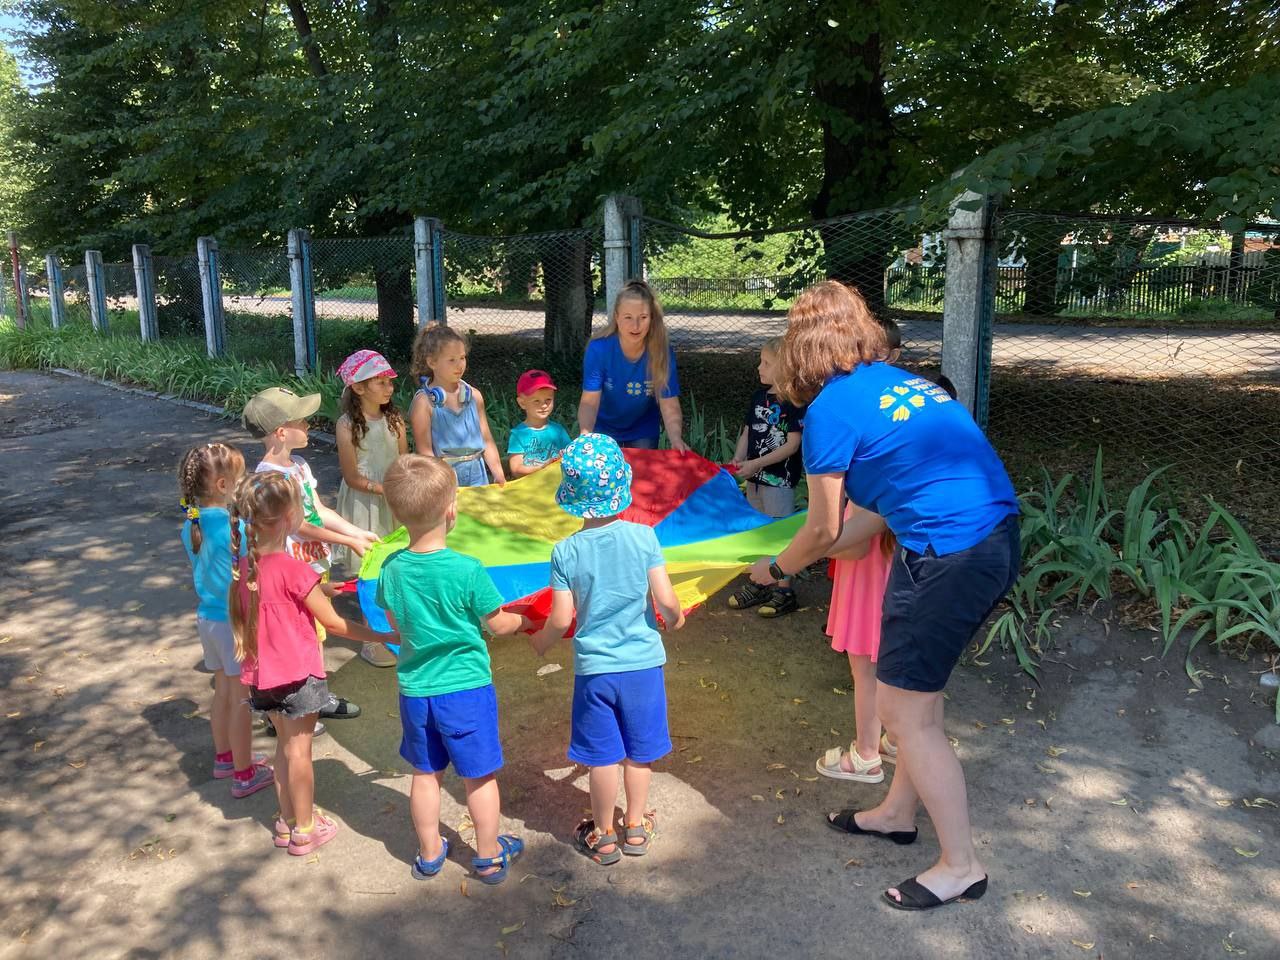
[419,377,472,407]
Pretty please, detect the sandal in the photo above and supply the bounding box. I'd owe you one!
[816,746,884,784]
[758,587,798,618]
[622,813,656,856]
[728,581,769,610]
[880,733,898,765]
[574,819,621,866]
[825,809,917,845]
[883,875,988,912]
[472,834,523,885]
[412,838,450,880]
[319,697,361,720]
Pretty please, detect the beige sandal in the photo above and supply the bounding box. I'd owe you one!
[815,745,884,784]
[880,733,898,765]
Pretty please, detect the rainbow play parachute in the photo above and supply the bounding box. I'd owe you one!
[355,449,805,643]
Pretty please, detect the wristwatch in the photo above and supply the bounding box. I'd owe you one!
[768,558,786,582]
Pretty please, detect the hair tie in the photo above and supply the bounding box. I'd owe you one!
[180,498,201,524]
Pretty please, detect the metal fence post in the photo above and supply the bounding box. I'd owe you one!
[0,261,7,319]
[46,254,67,329]
[941,192,996,426]
[7,231,26,329]
[85,250,109,333]
[287,229,318,375]
[414,216,447,327]
[132,244,159,342]
[603,195,643,316]
[196,236,227,357]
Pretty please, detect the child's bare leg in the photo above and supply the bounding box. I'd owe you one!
[210,670,232,755]
[221,675,254,770]
[410,770,446,861]
[850,654,882,764]
[622,760,652,845]
[270,713,294,822]
[588,764,620,854]
[464,774,502,874]
[281,714,317,827]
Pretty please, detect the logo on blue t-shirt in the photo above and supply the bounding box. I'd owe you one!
[879,377,952,423]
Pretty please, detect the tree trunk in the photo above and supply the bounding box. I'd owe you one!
[809,7,894,315]
[374,262,415,359]
[1227,231,1245,302]
[542,236,593,359]
[1021,230,1062,317]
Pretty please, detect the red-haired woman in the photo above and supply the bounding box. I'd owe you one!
[747,281,1020,913]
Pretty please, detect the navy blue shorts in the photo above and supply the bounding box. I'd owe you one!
[569,667,671,767]
[399,684,503,779]
[876,513,1020,693]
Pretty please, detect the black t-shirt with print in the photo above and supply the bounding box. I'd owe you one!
[745,387,806,488]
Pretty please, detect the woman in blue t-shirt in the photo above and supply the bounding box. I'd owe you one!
[747,281,1020,914]
[577,280,689,452]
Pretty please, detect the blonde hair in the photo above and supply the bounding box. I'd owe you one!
[595,279,671,398]
[228,472,302,664]
[776,281,886,406]
[761,335,785,358]
[382,453,457,530]
[177,442,245,554]
[410,324,467,382]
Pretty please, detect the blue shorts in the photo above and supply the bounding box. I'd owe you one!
[399,684,503,779]
[877,513,1021,693]
[569,667,671,767]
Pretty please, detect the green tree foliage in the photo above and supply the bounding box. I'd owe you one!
[0,44,28,238]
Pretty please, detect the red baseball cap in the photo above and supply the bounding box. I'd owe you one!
[517,369,557,396]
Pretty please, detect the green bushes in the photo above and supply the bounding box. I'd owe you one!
[983,450,1280,716]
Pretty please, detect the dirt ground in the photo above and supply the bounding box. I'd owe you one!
[1,368,1278,960]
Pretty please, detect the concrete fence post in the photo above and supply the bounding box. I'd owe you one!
[414,216,447,327]
[85,250,109,333]
[46,254,67,329]
[941,192,996,426]
[196,236,227,358]
[132,244,159,342]
[287,229,318,375]
[7,231,26,329]
[603,195,643,317]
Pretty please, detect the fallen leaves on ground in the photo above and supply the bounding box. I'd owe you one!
[1233,847,1260,858]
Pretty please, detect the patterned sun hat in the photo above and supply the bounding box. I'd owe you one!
[337,350,397,386]
[555,434,633,519]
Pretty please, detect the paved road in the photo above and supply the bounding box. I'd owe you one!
[221,296,1280,379]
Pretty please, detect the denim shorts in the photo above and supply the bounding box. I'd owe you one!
[745,481,797,519]
[399,684,503,779]
[248,675,331,718]
[617,436,659,450]
[876,514,1020,693]
[569,666,671,767]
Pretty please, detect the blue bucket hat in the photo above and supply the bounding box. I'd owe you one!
[555,433,633,519]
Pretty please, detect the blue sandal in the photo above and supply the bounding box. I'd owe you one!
[472,834,524,885]
[411,837,449,879]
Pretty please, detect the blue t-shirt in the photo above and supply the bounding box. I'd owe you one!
[549,521,668,676]
[181,507,246,621]
[508,420,572,468]
[582,336,680,442]
[803,363,1018,556]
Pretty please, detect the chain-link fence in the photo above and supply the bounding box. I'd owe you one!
[61,262,92,327]
[103,260,135,331]
[216,246,294,369]
[310,235,415,369]
[986,209,1280,536]
[640,209,946,372]
[152,254,203,339]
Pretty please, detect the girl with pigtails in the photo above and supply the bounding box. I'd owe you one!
[179,442,274,799]
[228,471,395,855]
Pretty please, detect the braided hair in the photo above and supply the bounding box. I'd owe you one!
[340,381,406,447]
[177,443,245,554]
[228,471,301,665]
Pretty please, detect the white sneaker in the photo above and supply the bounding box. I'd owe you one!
[359,642,397,668]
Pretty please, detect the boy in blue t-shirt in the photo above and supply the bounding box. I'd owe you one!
[530,434,685,866]
[507,369,573,477]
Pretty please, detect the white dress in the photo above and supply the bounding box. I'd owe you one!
[334,413,401,570]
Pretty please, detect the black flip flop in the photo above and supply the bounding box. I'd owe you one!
[882,875,988,911]
[826,809,917,845]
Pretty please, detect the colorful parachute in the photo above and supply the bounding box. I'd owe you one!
[355,449,805,643]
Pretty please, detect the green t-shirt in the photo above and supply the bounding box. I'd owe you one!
[375,547,505,697]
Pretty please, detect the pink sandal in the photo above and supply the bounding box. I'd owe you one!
[288,811,338,856]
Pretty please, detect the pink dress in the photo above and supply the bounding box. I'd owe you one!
[235,553,324,689]
[826,533,893,660]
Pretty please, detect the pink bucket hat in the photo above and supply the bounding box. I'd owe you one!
[337,350,397,386]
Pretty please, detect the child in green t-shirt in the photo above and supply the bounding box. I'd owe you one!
[377,453,528,884]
